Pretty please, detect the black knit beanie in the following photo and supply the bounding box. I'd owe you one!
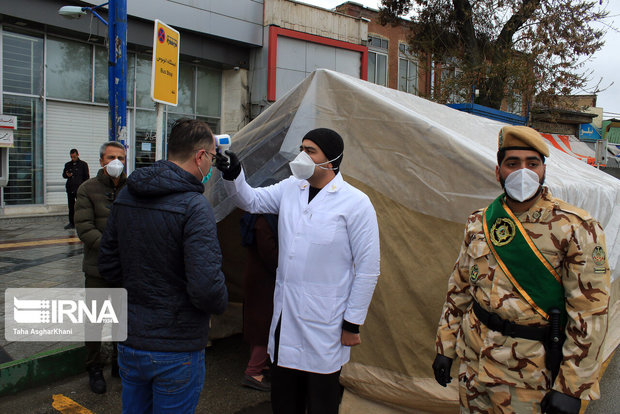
[302,128,344,171]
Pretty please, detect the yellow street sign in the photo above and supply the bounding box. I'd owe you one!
[151,20,180,106]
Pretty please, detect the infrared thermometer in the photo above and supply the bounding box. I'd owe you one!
[214,134,231,162]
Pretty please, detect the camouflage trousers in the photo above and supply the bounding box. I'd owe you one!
[458,361,547,414]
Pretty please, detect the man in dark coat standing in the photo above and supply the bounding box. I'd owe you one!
[75,141,127,394]
[99,118,228,414]
[62,148,89,229]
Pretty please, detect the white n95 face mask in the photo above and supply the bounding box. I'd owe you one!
[289,151,317,180]
[504,168,540,202]
[289,151,343,180]
[105,159,124,178]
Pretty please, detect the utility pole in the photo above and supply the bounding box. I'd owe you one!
[108,0,127,144]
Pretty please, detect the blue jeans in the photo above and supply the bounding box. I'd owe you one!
[117,343,205,414]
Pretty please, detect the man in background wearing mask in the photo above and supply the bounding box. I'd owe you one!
[99,118,227,413]
[216,128,380,414]
[432,126,610,414]
[75,141,127,394]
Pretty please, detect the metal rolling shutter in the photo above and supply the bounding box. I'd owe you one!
[45,101,107,205]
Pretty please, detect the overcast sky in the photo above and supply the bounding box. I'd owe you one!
[300,0,620,119]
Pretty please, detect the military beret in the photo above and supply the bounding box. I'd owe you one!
[498,125,549,157]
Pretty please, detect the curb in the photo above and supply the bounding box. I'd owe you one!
[0,214,66,225]
[0,344,86,397]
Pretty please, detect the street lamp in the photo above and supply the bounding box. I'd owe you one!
[59,1,127,144]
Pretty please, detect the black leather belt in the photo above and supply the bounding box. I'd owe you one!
[472,301,547,342]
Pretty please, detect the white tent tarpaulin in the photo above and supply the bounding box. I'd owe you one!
[205,69,620,413]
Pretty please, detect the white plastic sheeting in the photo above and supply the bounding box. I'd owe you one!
[207,68,620,281]
[204,69,620,412]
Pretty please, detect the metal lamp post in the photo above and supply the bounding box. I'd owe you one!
[59,1,127,144]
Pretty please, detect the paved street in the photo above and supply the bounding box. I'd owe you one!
[0,215,83,362]
[0,215,618,413]
[0,215,270,413]
[0,333,271,414]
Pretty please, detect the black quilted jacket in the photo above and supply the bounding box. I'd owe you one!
[98,160,228,352]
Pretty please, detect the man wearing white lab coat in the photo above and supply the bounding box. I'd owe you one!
[216,128,380,414]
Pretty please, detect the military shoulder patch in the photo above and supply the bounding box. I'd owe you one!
[469,264,480,283]
[593,245,606,273]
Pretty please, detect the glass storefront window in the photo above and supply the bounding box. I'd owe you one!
[1,28,224,206]
[94,46,108,103]
[196,116,219,135]
[95,48,135,106]
[135,55,153,109]
[134,110,157,169]
[2,95,44,205]
[127,53,136,107]
[2,31,44,96]
[196,67,221,117]
[169,63,195,115]
[46,37,92,101]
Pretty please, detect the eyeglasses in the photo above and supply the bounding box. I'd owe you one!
[199,149,217,163]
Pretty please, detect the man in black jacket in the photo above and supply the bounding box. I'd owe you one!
[62,148,89,229]
[99,118,228,414]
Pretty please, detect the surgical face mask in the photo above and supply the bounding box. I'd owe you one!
[504,168,541,202]
[105,159,124,178]
[200,165,213,184]
[289,151,343,180]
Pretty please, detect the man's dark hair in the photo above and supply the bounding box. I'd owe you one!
[168,118,214,161]
[70,149,78,155]
[497,148,545,166]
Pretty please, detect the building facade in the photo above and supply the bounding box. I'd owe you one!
[250,0,368,117]
[0,0,376,214]
[0,0,262,213]
[335,2,431,97]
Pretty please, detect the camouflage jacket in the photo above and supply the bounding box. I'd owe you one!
[435,188,610,400]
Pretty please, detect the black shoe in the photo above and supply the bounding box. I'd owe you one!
[242,374,270,392]
[64,223,75,229]
[111,360,120,378]
[88,367,107,394]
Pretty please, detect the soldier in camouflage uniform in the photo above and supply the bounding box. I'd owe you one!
[433,126,610,414]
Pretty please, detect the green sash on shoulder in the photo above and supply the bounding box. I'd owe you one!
[482,195,564,320]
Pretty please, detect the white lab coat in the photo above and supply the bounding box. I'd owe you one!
[224,170,380,373]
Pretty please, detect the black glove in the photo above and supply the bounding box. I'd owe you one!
[214,150,241,180]
[540,390,581,414]
[432,354,453,387]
